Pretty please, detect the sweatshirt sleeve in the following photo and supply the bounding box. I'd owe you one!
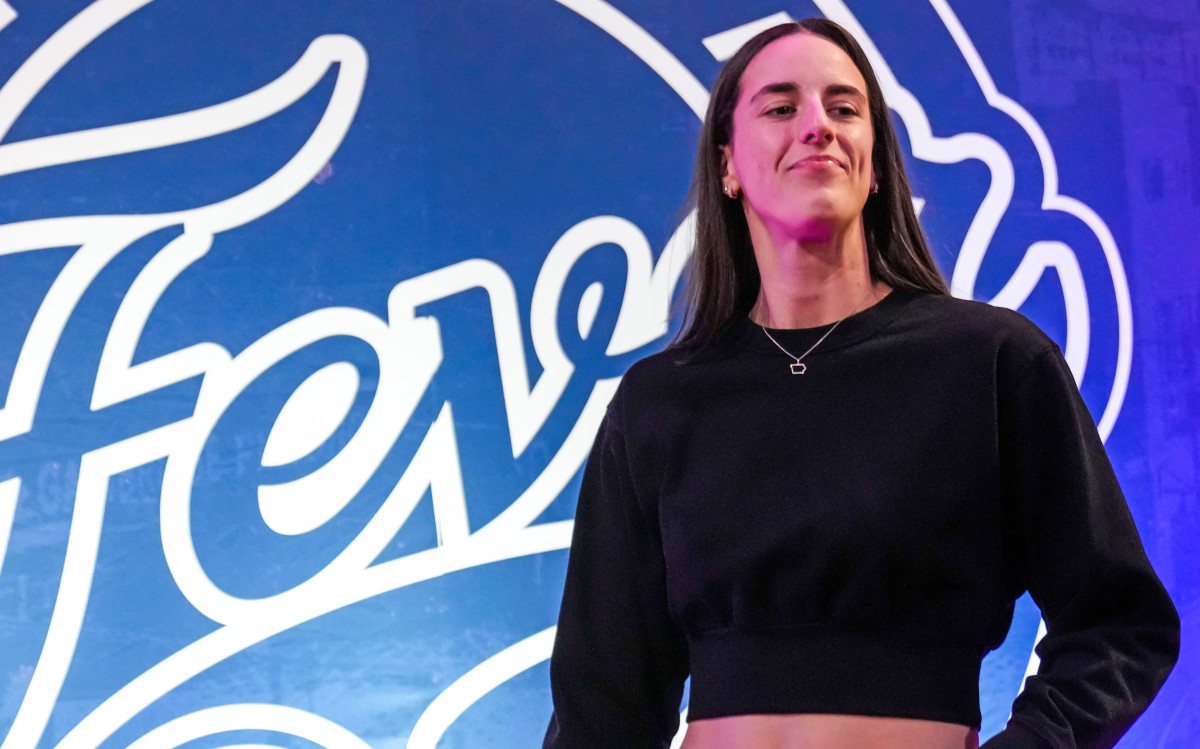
[543,399,690,748]
[983,344,1181,749]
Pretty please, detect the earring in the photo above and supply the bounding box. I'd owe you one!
[723,184,738,199]
[870,183,879,194]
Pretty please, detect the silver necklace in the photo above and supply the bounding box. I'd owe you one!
[757,287,877,375]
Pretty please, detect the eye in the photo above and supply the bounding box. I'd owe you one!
[831,105,859,117]
[766,104,795,116]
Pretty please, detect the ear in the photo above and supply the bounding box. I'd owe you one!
[720,144,739,187]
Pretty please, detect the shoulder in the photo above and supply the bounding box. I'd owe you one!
[607,347,687,421]
[896,292,1060,372]
[602,341,726,449]
[623,345,687,388]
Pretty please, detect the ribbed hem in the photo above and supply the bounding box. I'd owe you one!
[687,626,982,728]
[980,720,1056,749]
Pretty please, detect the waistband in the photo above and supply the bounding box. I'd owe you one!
[686,625,983,729]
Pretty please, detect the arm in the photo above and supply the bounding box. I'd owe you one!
[983,345,1181,749]
[543,400,690,748]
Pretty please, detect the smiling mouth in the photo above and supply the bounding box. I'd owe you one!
[791,156,843,170]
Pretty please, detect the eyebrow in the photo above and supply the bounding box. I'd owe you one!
[748,81,867,104]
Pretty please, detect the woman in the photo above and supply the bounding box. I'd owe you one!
[543,18,1179,749]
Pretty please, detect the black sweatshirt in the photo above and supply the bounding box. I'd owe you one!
[543,289,1180,749]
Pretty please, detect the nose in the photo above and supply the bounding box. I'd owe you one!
[799,101,834,144]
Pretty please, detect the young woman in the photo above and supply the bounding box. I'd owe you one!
[543,19,1179,749]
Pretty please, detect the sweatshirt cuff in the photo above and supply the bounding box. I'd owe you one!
[980,721,1055,749]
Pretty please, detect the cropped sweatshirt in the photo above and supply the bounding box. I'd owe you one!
[543,289,1180,749]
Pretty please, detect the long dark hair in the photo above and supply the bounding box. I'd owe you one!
[669,18,947,353]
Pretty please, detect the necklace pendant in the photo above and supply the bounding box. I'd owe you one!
[790,362,807,375]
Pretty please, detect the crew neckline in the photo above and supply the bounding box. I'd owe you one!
[732,287,918,356]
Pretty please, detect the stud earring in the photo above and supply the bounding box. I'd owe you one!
[870,183,879,194]
[724,185,738,199]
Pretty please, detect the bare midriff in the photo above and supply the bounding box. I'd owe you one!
[681,713,981,749]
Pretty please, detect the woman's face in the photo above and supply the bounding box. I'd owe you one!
[721,33,875,241]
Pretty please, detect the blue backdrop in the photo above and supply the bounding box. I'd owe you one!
[0,1,1195,747]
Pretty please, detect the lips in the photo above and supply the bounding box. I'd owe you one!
[790,155,844,170]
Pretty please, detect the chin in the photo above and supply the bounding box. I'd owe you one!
[783,203,851,237]
[753,196,860,241]
[785,191,847,220]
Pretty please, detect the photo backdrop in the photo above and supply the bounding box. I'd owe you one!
[0,1,1196,747]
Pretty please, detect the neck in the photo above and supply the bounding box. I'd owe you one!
[746,214,887,328]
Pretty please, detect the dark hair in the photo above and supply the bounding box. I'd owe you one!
[669,18,947,353]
